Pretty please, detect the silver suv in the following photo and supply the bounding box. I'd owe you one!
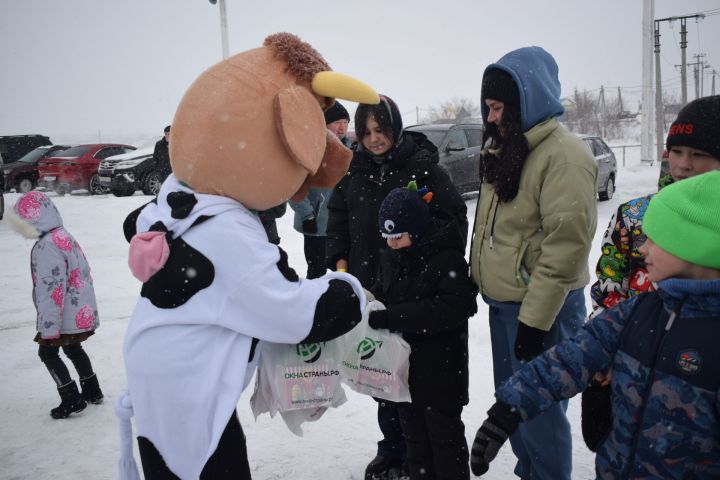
[579,134,617,201]
[404,123,483,193]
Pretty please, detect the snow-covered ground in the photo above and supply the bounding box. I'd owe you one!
[0,149,660,479]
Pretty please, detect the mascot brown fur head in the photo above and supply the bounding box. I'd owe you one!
[170,33,378,210]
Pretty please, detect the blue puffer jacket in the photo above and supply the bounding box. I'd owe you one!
[496,278,720,479]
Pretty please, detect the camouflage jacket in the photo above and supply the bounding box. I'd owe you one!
[497,278,720,479]
[590,177,675,316]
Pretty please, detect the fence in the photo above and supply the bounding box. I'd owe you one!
[608,144,647,168]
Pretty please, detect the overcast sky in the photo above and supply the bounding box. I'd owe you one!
[1,0,718,144]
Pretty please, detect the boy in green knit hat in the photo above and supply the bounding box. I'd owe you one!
[471,170,720,479]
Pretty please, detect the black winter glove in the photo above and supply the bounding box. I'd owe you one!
[514,322,546,362]
[581,379,612,452]
[368,310,389,330]
[471,401,522,476]
[302,217,318,234]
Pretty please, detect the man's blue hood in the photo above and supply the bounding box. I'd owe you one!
[481,46,564,132]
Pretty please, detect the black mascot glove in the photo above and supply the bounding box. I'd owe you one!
[514,322,546,361]
[302,217,318,234]
[471,401,522,476]
[368,310,389,330]
[581,379,613,452]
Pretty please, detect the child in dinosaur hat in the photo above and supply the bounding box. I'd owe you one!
[471,170,720,479]
[368,182,478,480]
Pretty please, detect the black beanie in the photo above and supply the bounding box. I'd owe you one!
[378,183,432,240]
[666,95,720,161]
[324,101,350,125]
[481,68,520,107]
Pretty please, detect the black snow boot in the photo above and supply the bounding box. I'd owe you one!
[365,455,407,480]
[80,373,104,405]
[50,381,87,419]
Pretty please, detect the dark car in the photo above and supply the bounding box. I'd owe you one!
[38,143,136,195]
[2,145,70,193]
[97,146,164,196]
[0,164,4,220]
[404,123,483,193]
[579,134,618,201]
[0,135,52,164]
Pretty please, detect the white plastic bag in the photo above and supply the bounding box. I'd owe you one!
[340,300,412,403]
[250,338,347,435]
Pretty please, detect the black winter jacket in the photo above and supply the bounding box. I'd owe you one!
[153,138,171,178]
[373,222,478,408]
[326,131,468,288]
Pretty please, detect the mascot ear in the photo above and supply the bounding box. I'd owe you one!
[274,86,327,175]
[289,130,353,202]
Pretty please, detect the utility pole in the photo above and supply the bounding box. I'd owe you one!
[640,0,654,165]
[701,62,712,97]
[599,85,607,137]
[654,19,664,165]
[693,54,706,99]
[208,0,229,59]
[712,70,717,96]
[679,18,688,105]
[652,12,706,162]
[617,86,624,112]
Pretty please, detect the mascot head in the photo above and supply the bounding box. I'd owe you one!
[170,33,379,210]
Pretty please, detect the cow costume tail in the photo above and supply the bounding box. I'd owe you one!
[115,392,141,480]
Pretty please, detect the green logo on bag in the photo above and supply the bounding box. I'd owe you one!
[296,343,322,363]
[357,337,383,360]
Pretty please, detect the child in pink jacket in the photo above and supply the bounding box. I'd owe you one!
[8,191,103,418]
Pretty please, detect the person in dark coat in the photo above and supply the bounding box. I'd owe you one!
[326,94,468,479]
[369,184,478,480]
[153,125,172,180]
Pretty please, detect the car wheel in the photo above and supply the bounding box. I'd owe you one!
[54,185,68,196]
[599,176,614,201]
[142,171,163,196]
[16,177,35,193]
[112,184,135,197]
[89,174,109,195]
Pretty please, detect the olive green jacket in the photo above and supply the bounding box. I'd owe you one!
[470,118,597,330]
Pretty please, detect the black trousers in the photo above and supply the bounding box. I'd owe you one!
[38,343,94,387]
[304,234,327,279]
[137,410,251,480]
[376,400,406,461]
[398,404,469,480]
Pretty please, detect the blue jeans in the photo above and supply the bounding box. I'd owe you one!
[485,288,585,480]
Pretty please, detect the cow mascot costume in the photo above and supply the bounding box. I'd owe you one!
[116,33,379,480]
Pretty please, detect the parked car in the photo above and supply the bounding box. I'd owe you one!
[0,135,52,164]
[404,123,483,193]
[38,143,136,195]
[2,145,71,193]
[97,146,164,196]
[579,134,617,201]
[0,159,4,220]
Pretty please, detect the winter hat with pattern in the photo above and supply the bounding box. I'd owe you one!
[378,182,432,239]
[665,95,720,161]
[643,170,720,269]
[324,101,350,125]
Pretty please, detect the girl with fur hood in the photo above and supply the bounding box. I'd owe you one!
[8,191,102,419]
